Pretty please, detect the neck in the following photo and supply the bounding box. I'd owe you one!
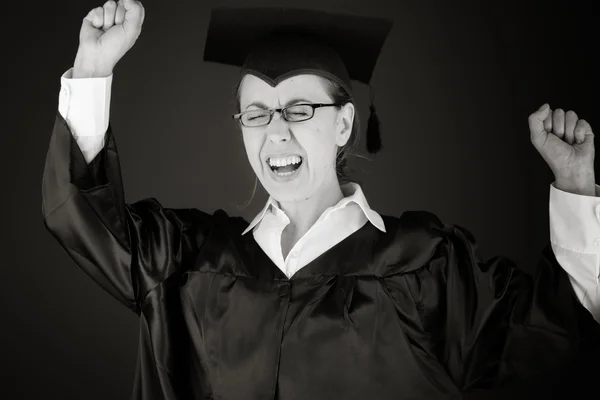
[277,177,345,239]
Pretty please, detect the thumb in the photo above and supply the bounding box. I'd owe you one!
[528,103,551,146]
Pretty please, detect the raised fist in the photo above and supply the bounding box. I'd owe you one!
[73,0,145,77]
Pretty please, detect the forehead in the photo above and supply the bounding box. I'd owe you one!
[239,74,331,107]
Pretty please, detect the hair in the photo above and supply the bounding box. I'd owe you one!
[233,75,361,184]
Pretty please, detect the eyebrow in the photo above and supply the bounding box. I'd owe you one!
[244,97,314,110]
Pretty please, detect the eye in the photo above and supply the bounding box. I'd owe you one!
[241,110,271,126]
[247,114,264,121]
[289,111,309,116]
[286,105,312,119]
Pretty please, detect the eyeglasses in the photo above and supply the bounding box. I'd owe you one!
[232,103,340,127]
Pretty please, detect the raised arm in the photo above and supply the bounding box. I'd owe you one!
[43,0,207,314]
[384,212,600,397]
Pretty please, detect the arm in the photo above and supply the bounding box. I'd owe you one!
[384,212,600,396]
[549,181,600,323]
[445,225,599,396]
[43,70,207,314]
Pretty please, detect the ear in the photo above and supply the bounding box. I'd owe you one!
[335,102,355,147]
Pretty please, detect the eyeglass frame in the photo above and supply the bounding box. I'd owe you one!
[232,103,342,127]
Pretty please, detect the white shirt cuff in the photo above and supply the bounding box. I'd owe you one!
[549,182,600,253]
[549,182,600,285]
[58,67,112,138]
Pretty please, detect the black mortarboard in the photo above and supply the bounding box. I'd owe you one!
[203,7,393,154]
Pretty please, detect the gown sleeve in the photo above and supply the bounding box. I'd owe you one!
[391,211,600,397]
[42,111,207,314]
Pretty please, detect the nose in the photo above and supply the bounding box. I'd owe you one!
[265,111,291,143]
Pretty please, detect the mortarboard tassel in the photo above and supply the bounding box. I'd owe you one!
[366,86,382,154]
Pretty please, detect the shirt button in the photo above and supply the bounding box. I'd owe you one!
[595,205,600,221]
[594,238,600,248]
[290,251,298,258]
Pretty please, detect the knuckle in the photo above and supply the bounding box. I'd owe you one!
[104,0,116,7]
[554,108,564,115]
[566,110,577,119]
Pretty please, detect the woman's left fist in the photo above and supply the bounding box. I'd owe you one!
[529,103,595,185]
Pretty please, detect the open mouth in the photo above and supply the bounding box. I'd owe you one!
[268,157,303,176]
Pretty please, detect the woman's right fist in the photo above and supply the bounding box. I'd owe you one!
[73,0,145,78]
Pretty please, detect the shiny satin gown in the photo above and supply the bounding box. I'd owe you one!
[42,112,600,400]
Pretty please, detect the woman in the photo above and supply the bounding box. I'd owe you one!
[43,1,600,399]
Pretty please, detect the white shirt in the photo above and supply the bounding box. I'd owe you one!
[57,67,600,323]
[243,181,386,278]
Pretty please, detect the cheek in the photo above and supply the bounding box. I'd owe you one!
[296,125,337,171]
[241,131,263,170]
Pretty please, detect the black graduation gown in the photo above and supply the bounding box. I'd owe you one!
[42,112,600,400]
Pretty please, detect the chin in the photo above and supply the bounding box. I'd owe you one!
[264,180,311,203]
[258,175,311,204]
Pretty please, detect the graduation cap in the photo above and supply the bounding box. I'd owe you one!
[203,7,394,154]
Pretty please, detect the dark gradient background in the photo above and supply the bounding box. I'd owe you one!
[3,0,598,399]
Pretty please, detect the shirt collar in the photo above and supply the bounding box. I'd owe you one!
[242,182,386,235]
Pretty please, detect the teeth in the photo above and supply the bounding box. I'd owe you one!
[268,155,302,167]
